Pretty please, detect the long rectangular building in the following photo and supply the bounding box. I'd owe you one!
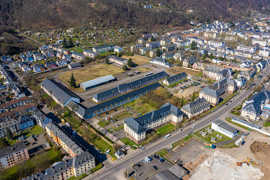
[41,79,80,107]
[93,71,168,102]
[80,75,116,91]
[69,83,161,119]
[124,103,183,143]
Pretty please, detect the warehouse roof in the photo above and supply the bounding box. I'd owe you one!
[80,75,116,90]
[213,119,238,134]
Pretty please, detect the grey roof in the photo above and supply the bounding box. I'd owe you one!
[200,87,218,98]
[166,72,187,84]
[0,142,27,157]
[213,119,238,134]
[46,123,84,155]
[69,62,81,68]
[80,75,116,90]
[41,79,78,106]
[181,98,210,114]
[124,103,182,133]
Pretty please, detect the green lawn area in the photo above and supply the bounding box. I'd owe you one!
[194,125,231,144]
[98,120,110,128]
[225,117,251,131]
[157,124,175,136]
[70,46,84,53]
[113,111,132,120]
[0,148,64,180]
[125,99,156,115]
[90,163,104,173]
[24,125,44,137]
[231,105,242,116]
[68,174,87,180]
[156,149,168,157]
[62,109,82,130]
[77,125,116,159]
[120,137,138,149]
[263,121,270,127]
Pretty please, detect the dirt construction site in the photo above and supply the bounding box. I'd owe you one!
[189,131,270,180]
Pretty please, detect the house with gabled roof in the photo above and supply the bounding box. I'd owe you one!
[181,98,211,119]
[124,103,183,143]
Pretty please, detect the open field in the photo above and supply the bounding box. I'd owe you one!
[122,55,150,65]
[168,66,202,76]
[58,63,124,89]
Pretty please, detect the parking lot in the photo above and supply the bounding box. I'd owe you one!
[126,154,172,180]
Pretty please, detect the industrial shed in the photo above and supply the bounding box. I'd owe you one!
[80,75,116,91]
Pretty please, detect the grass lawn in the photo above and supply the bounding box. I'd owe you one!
[263,121,270,127]
[68,174,87,180]
[78,125,116,159]
[113,111,132,121]
[0,148,64,180]
[225,117,251,131]
[136,66,152,73]
[58,63,123,89]
[156,149,168,157]
[120,137,138,149]
[98,120,110,128]
[122,55,150,65]
[157,124,176,136]
[125,99,156,115]
[24,125,44,137]
[194,125,231,144]
[69,46,84,53]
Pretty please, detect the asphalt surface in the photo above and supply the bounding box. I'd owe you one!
[85,68,269,180]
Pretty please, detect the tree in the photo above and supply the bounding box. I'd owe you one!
[6,128,13,140]
[70,73,77,88]
[191,41,197,50]
[62,38,68,48]
[191,92,197,101]
[156,49,162,57]
[122,65,129,71]
[67,38,74,48]
[127,58,136,67]
[105,58,110,64]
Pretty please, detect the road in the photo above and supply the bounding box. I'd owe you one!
[86,67,269,180]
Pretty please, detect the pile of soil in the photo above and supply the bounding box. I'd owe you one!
[250,141,270,153]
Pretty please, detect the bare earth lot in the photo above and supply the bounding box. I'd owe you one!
[122,55,150,65]
[58,63,124,92]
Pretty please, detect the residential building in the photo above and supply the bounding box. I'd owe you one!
[150,57,171,68]
[0,142,29,169]
[203,66,231,81]
[199,79,227,105]
[83,50,97,58]
[163,72,187,86]
[41,79,80,107]
[124,103,183,143]
[68,63,81,70]
[71,52,84,61]
[92,45,114,54]
[227,79,237,94]
[211,120,238,138]
[183,56,197,68]
[45,123,84,157]
[24,151,95,180]
[181,98,211,118]
[108,56,128,66]
[241,90,270,121]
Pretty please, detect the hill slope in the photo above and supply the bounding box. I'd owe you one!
[1,0,270,31]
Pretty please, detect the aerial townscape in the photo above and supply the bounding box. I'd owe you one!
[2,1,270,180]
